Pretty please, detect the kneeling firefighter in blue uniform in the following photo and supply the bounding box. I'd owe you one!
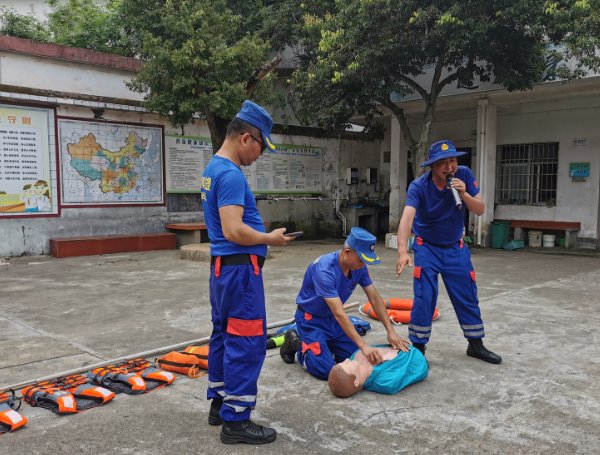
[201,100,294,445]
[280,227,410,379]
[396,139,502,364]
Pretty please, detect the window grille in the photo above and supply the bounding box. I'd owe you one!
[495,143,558,205]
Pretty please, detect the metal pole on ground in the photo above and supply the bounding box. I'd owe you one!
[0,302,360,393]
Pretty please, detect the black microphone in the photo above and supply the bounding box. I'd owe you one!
[446,174,463,209]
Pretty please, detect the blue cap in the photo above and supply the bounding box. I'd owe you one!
[346,227,380,265]
[235,100,277,152]
[420,140,466,167]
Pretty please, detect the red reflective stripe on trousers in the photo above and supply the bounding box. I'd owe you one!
[469,270,476,282]
[226,317,264,336]
[413,266,422,279]
[214,257,221,278]
[301,341,321,356]
[304,312,312,321]
[250,254,260,276]
[459,239,464,248]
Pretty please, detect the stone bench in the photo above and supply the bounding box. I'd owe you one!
[165,221,272,247]
[509,220,581,248]
[49,233,176,258]
[165,223,208,246]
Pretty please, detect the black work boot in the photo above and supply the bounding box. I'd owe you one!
[412,343,426,356]
[220,420,277,445]
[467,339,502,364]
[208,399,223,426]
[280,329,301,364]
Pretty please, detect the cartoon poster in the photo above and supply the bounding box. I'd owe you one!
[0,104,58,217]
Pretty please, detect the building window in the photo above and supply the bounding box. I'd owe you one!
[495,143,558,205]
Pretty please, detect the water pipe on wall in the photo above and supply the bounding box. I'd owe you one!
[476,99,487,246]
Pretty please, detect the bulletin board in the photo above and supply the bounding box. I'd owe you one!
[165,135,323,194]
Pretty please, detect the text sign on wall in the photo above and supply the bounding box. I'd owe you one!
[243,144,323,194]
[0,104,58,217]
[165,135,213,193]
[165,135,323,194]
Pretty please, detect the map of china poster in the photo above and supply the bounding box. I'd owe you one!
[58,119,163,205]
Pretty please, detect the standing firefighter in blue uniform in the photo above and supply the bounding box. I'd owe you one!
[200,100,293,445]
[396,140,501,364]
[280,227,410,380]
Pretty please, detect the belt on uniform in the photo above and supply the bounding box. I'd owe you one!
[210,254,265,268]
[211,254,265,278]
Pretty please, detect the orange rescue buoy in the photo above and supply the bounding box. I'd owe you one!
[359,298,440,325]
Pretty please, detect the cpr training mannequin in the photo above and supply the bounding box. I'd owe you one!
[328,345,428,398]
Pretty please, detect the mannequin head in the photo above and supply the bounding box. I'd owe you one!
[328,356,374,398]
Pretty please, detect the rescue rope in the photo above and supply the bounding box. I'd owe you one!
[0,302,360,393]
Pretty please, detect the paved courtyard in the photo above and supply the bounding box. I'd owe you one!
[1,241,598,454]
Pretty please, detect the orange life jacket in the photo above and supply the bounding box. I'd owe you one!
[156,345,209,378]
[0,391,28,433]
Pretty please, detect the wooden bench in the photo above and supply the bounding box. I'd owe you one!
[509,220,581,248]
[165,223,208,246]
[50,233,176,258]
[165,221,272,247]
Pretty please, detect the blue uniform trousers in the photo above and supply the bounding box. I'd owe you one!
[207,261,266,422]
[409,239,485,345]
[295,309,358,380]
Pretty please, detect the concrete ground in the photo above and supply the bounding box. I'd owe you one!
[1,241,598,454]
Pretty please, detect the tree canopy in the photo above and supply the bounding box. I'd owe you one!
[545,0,600,75]
[47,0,134,56]
[122,0,279,150]
[273,0,568,177]
[0,1,133,56]
[2,0,597,166]
[0,8,52,42]
[1,1,279,149]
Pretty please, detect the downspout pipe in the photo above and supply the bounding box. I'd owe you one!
[477,99,487,246]
[335,197,347,236]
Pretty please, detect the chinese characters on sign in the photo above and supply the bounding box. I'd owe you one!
[165,136,213,193]
[165,135,323,194]
[0,105,56,216]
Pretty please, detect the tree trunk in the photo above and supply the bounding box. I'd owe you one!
[413,57,446,177]
[414,96,437,178]
[205,111,229,153]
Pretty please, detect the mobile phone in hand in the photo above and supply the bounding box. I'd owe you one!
[284,231,303,238]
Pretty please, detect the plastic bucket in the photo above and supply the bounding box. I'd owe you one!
[528,230,542,248]
[543,234,556,248]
